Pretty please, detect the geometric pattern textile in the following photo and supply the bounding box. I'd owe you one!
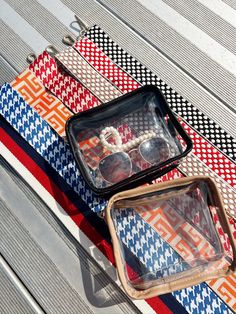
[11,69,72,137]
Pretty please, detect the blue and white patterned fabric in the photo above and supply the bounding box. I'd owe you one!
[0,83,105,212]
[173,285,232,314]
[0,83,232,314]
[113,207,189,277]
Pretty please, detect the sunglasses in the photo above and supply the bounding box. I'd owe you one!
[99,126,170,184]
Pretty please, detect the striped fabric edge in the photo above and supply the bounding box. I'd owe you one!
[85,25,236,162]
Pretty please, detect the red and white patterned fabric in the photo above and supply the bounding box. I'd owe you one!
[182,123,236,188]
[29,51,100,113]
[74,38,140,93]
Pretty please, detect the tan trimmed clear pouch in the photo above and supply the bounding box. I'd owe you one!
[105,176,236,299]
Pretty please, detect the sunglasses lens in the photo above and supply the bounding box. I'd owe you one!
[139,137,170,164]
[129,149,150,171]
[99,152,132,184]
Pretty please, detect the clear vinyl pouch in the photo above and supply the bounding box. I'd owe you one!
[66,85,192,197]
[105,176,236,299]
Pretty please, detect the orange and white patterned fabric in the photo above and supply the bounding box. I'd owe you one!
[11,69,72,137]
[208,274,236,311]
[136,202,217,264]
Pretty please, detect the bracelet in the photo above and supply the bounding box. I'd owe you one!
[100,126,157,152]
